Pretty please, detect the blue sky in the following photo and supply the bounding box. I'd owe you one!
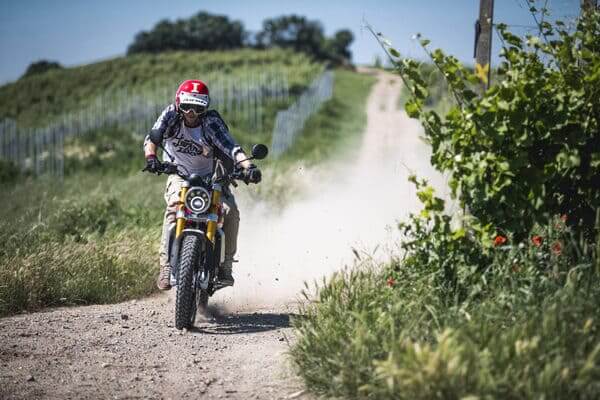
[0,0,580,84]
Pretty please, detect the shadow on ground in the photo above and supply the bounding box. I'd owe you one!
[191,310,294,335]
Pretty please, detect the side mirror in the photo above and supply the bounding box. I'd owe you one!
[149,129,164,146]
[251,144,268,160]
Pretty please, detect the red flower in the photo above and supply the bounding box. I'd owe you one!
[386,277,396,287]
[531,235,543,247]
[493,235,507,247]
[551,241,563,256]
[560,214,568,223]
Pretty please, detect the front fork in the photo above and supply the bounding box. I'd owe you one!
[206,184,222,243]
[169,183,189,279]
[175,183,190,239]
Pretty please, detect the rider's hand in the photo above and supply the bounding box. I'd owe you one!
[144,155,161,173]
[245,165,262,184]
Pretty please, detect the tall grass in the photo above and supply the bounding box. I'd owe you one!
[0,171,164,316]
[291,202,600,398]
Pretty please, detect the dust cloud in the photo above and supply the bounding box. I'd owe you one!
[213,71,451,311]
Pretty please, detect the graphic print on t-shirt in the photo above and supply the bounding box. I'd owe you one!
[171,128,209,157]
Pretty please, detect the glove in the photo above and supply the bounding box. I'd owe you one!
[245,165,262,184]
[144,155,161,174]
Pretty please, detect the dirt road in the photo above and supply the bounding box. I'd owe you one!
[0,70,447,399]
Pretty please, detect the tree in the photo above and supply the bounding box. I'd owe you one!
[256,15,354,65]
[323,29,354,65]
[126,11,354,66]
[256,15,326,59]
[21,60,63,79]
[127,12,245,54]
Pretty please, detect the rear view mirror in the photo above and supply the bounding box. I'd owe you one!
[251,144,268,160]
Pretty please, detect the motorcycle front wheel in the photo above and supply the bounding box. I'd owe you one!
[175,234,201,330]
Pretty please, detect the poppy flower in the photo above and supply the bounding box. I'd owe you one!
[551,241,562,256]
[386,277,396,287]
[531,235,543,247]
[494,235,507,247]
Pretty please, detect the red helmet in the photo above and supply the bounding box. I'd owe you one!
[175,79,210,113]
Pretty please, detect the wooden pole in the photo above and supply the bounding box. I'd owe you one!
[581,0,598,13]
[474,0,494,90]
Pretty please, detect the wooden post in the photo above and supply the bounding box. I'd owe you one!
[474,0,494,90]
[581,0,598,12]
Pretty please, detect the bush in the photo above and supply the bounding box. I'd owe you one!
[291,182,600,399]
[0,159,21,184]
[21,60,63,79]
[390,9,600,239]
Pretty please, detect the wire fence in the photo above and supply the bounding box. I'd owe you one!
[270,70,334,158]
[0,70,289,179]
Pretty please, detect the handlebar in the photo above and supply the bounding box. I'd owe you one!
[143,160,250,185]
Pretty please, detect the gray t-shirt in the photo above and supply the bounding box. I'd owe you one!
[163,122,214,176]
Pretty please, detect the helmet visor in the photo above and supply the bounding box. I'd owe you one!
[180,103,207,114]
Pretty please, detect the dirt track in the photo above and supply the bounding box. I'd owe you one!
[0,295,303,399]
[0,70,447,399]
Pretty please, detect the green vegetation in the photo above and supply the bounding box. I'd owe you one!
[0,68,375,316]
[127,12,245,54]
[1,48,322,127]
[292,210,600,399]
[256,15,354,66]
[278,70,375,164]
[397,62,451,114]
[251,70,376,206]
[0,171,163,316]
[291,8,600,399]
[399,14,600,239]
[126,11,354,66]
[21,60,63,79]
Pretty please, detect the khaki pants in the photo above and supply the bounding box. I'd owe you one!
[159,174,240,270]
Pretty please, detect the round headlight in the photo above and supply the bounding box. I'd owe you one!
[185,187,211,213]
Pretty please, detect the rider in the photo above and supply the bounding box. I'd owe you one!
[143,79,261,290]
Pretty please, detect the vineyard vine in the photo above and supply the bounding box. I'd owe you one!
[381,4,600,240]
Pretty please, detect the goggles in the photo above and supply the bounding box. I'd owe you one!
[180,103,207,114]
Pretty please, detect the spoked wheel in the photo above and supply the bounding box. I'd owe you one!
[175,234,201,330]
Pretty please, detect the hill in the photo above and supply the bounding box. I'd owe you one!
[0,48,322,127]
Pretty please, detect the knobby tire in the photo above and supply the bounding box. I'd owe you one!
[175,234,201,330]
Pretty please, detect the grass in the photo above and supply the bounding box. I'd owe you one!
[0,68,376,316]
[277,69,376,164]
[246,69,376,207]
[0,48,322,127]
[0,171,164,315]
[290,207,600,399]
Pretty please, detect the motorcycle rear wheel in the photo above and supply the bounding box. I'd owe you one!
[175,234,201,330]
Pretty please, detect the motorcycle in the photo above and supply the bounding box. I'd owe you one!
[144,133,268,329]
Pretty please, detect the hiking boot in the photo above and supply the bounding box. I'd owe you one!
[218,264,234,286]
[157,264,172,290]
